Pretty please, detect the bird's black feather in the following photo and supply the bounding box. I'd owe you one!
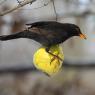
[0,21,86,62]
[0,21,85,47]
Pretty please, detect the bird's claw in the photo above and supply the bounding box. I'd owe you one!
[50,55,63,65]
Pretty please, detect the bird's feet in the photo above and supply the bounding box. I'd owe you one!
[50,53,63,64]
[46,47,63,64]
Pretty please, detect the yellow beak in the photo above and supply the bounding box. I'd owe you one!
[79,34,87,39]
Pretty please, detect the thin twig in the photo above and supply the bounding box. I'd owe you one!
[16,0,21,5]
[17,0,51,10]
[0,0,36,16]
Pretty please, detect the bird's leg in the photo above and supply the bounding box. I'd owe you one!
[46,47,63,64]
[50,52,60,63]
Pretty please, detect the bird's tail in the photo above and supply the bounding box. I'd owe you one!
[0,30,37,41]
[0,33,20,41]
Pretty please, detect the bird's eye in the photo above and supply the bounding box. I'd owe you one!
[75,27,80,32]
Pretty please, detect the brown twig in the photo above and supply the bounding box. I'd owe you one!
[0,0,36,16]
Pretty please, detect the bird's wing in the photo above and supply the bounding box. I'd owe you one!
[28,27,57,39]
[26,21,49,27]
[26,21,61,37]
[26,21,58,28]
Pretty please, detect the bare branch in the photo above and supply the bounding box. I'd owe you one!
[0,0,36,16]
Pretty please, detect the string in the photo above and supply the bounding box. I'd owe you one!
[52,0,58,21]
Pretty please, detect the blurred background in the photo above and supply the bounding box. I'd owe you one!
[0,0,95,95]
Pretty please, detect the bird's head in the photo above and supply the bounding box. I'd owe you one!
[70,24,87,39]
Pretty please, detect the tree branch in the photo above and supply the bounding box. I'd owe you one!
[0,0,36,16]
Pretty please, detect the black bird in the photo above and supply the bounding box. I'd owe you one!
[0,21,86,61]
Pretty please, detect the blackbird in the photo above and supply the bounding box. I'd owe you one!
[0,21,86,61]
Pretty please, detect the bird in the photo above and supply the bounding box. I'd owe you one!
[0,21,86,62]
